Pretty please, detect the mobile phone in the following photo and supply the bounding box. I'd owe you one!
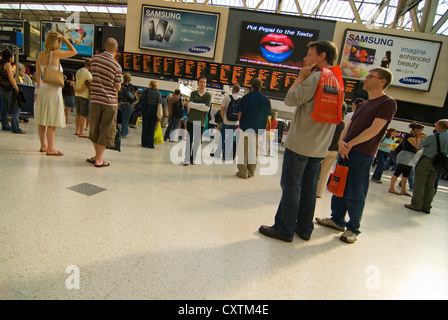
[148,20,155,41]
[164,26,173,42]
[156,20,168,42]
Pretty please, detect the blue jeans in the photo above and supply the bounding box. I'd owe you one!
[119,104,133,137]
[164,116,181,141]
[330,151,373,235]
[273,148,323,240]
[1,90,22,133]
[371,150,389,180]
[214,123,238,160]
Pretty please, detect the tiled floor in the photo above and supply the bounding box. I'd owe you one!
[0,115,447,300]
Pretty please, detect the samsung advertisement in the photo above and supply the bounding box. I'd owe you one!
[340,29,442,91]
[236,21,319,71]
[139,5,219,58]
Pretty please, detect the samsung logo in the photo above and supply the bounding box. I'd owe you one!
[189,46,211,54]
[348,34,394,46]
[399,77,427,85]
[145,9,181,20]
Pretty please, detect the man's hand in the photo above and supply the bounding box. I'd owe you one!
[338,140,351,159]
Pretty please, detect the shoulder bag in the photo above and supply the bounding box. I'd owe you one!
[42,51,64,87]
[327,157,349,197]
[433,132,448,174]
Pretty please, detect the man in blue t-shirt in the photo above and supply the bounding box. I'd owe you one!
[236,78,271,179]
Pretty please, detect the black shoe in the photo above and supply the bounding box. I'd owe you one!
[295,231,310,241]
[259,225,293,242]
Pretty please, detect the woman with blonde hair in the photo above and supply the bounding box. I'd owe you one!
[34,30,77,155]
[139,79,161,148]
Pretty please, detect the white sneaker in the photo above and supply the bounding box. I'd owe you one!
[340,230,357,243]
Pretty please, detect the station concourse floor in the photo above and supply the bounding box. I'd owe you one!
[0,115,447,300]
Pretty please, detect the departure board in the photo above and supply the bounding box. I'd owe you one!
[270,70,285,92]
[142,55,152,74]
[243,67,258,87]
[163,57,174,77]
[283,72,299,92]
[232,66,245,86]
[208,63,220,83]
[258,69,272,90]
[343,78,358,104]
[153,56,163,75]
[185,60,197,79]
[220,64,232,85]
[196,61,208,79]
[174,58,185,78]
[132,53,142,72]
[122,52,132,71]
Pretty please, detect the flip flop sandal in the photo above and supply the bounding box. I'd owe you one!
[46,151,64,156]
[86,158,96,164]
[95,162,110,168]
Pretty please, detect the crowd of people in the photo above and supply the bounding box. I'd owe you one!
[1,37,447,245]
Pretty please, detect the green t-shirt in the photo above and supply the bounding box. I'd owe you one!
[187,90,212,127]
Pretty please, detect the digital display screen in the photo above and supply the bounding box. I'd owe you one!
[197,61,208,79]
[232,66,245,86]
[220,64,232,85]
[163,57,174,76]
[122,52,132,71]
[174,58,185,78]
[142,55,152,73]
[236,21,319,71]
[208,63,220,83]
[269,70,284,92]
[185,60,197,79]
[153,56,163,75]
[257,69,272,90]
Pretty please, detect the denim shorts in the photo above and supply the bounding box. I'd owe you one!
[63,95,75,109]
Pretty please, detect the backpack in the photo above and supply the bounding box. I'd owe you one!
[118,84,136,103]
[226,95,240,122]
[311,65,345,125]
[433,132,448,174]
[172,97,183,118]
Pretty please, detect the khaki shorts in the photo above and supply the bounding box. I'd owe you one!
[89,102,117,147]
[75,96,90,117]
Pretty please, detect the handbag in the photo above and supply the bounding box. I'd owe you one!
[157,102,163,120]
[42,51,64,87]
[327,157,349,197]
[106,126,121,152]
[0,63,13,91]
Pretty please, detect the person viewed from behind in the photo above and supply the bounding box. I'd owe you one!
[236,78,271,179]
[35,31,77,154]
[140,80,161,149]
[316,67,397,244]
[404,119,448,214]
[213,84,240,160]
[63,72,75,124]
[164,88,182,142]
[74,58,92,137]
[344,98,364,124]
[259,40,340,242]
[371,128,397,183]
[87,38,122,167]
[388,122,424,196]
[0,49,23,134]
[118,72,138,138]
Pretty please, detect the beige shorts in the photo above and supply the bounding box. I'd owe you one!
[88,102,117,147]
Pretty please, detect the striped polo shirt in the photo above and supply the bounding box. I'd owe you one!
[90,51,122,107]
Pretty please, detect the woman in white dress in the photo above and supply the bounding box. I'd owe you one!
[35,30,77,155]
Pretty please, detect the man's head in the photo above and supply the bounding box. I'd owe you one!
[232,84,240,94]
[174,89,181,95]
[250,78,262,91]
[435,119,448,132]
[18,63,26,75]
[84,58,92,69]
[363,67,393,92]
[304,40,338,68]
[104,38,118,56]
[197,76,207,90]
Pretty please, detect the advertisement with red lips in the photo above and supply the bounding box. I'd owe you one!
[236,21,319,71]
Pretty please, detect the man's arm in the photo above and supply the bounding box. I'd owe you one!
[339,118,388,158]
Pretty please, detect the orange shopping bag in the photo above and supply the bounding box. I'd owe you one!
[327,158,349,197]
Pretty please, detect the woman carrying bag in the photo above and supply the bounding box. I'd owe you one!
[34,30,77,155]
[0,49,24,134]
[140,80,161,149]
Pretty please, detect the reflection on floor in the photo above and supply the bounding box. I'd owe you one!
[0,117,447,300]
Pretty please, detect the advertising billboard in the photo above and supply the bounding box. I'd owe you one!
[139,5,219,59]
[340,29,442,91]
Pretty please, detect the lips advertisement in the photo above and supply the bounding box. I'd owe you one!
[236,21,319,71]
[340,29,442,91]
[139,5,219,59]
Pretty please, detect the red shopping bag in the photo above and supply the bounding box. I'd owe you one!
[311,65,345,124]
[327,158,349,197]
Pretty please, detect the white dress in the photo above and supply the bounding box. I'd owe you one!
[34,50,66,128]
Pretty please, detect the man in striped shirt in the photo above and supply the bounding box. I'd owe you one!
[87,38,122,167]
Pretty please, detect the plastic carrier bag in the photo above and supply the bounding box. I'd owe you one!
[311,65,345,125]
